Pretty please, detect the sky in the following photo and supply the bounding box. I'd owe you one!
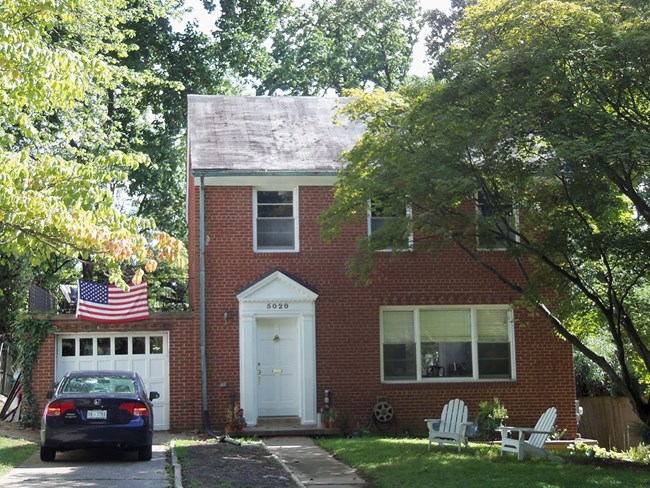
[175,0,452,77]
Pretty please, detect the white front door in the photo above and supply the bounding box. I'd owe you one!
[256,317,299,416]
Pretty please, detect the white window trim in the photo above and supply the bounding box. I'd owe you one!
[379,304,516,383]
[367,202,413,252]
[253,187,299,252]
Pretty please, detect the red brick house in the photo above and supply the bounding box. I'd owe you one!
[34,95,577,437]
[185,95,576,435]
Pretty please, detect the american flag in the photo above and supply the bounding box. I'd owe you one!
[76,281,149,323]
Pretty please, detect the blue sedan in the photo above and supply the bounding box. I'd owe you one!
[40,370,159,462]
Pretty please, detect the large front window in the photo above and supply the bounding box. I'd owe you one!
[255,189,298,251]
[381,306,514,382]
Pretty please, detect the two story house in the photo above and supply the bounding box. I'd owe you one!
[185,95,576,434]
[36,95,576,436]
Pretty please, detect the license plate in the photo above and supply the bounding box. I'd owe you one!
[87,409,107,420]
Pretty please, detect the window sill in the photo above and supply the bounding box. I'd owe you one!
[254,249,299,253]
[382,377,515,384]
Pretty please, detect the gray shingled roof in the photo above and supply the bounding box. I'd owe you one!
[187,95,365,174]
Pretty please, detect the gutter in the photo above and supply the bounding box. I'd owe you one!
[191,169,338,178]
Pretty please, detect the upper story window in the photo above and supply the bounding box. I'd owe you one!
[380,306,514,383]
[368,201,412,251]
[476,192,518,250]
[254,189,298,252]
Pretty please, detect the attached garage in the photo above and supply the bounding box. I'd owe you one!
[54,332,170,430]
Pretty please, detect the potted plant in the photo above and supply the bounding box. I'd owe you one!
[234,407,246,431]
[225,404,236,433]
[475,398,508,441]
[326,407,338,428]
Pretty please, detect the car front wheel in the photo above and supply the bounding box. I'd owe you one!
[137,445,152,461]
[40,446,56,462]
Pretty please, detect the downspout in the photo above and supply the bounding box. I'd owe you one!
[199,175,212,432]
[199,175,238,444]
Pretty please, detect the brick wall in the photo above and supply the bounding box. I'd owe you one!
[188,184,577,437]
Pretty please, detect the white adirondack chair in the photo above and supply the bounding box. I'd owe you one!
[425,398,471,453]
[499,406,564,462]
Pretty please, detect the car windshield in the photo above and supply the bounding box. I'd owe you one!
[61,375,136,394]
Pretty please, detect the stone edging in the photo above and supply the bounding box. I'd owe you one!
[169,440,183,488]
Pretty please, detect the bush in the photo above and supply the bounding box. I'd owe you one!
[474,398,508,441]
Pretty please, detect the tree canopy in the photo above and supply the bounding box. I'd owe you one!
[1,0,428,320]
[0,0,186,290]
[214,0,423,95]
[322,0,650,424]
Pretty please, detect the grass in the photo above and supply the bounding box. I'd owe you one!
[314,437,650,488]
[0,437,38,477]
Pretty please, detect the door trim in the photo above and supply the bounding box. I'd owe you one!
[237,271,318,427]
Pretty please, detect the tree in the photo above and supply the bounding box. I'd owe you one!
[0,0,186,289]
[322,0,650,425]
[213,0,292,87]
[214,0,423,95]
[423,0,474,78]
[118,12,239,239]
[110,4,241,308]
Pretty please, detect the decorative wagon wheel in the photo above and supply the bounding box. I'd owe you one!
[373,400,394,423]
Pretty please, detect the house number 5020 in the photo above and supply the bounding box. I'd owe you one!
[267,303,289,309]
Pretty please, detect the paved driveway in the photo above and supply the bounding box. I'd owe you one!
[0,442,170,487]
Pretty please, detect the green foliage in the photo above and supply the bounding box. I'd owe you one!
[569,439,650,465]
[627,443,650,464]
[214,0,423,95]
[474,398,508,440]
[12,316,57,428]
[0,259,30,338]
[574,336,621,397]
[0,0,186,289]
[118,7,239,240]
[324,0,650,425]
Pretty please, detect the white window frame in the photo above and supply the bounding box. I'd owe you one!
[379,305,516,383]
[476,192,519,251]
[367,201,413,252]
[253,188,299,252]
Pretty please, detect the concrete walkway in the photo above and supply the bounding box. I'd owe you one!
[1,423,369,488]
[265,437,369,487]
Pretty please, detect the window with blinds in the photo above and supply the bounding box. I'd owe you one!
[477,309,511,378]
[380,306,514,382]
[255,189,297,251]
[382,311,416,380]
[420,309,472,378]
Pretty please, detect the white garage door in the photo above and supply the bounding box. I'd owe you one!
[54,332,169,430]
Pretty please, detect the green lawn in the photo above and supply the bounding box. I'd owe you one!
[314,437,650,488]
[0,437,37,477]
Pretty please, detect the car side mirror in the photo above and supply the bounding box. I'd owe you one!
[149,392,160,401]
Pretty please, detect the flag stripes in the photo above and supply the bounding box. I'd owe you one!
[76,281,149,323]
